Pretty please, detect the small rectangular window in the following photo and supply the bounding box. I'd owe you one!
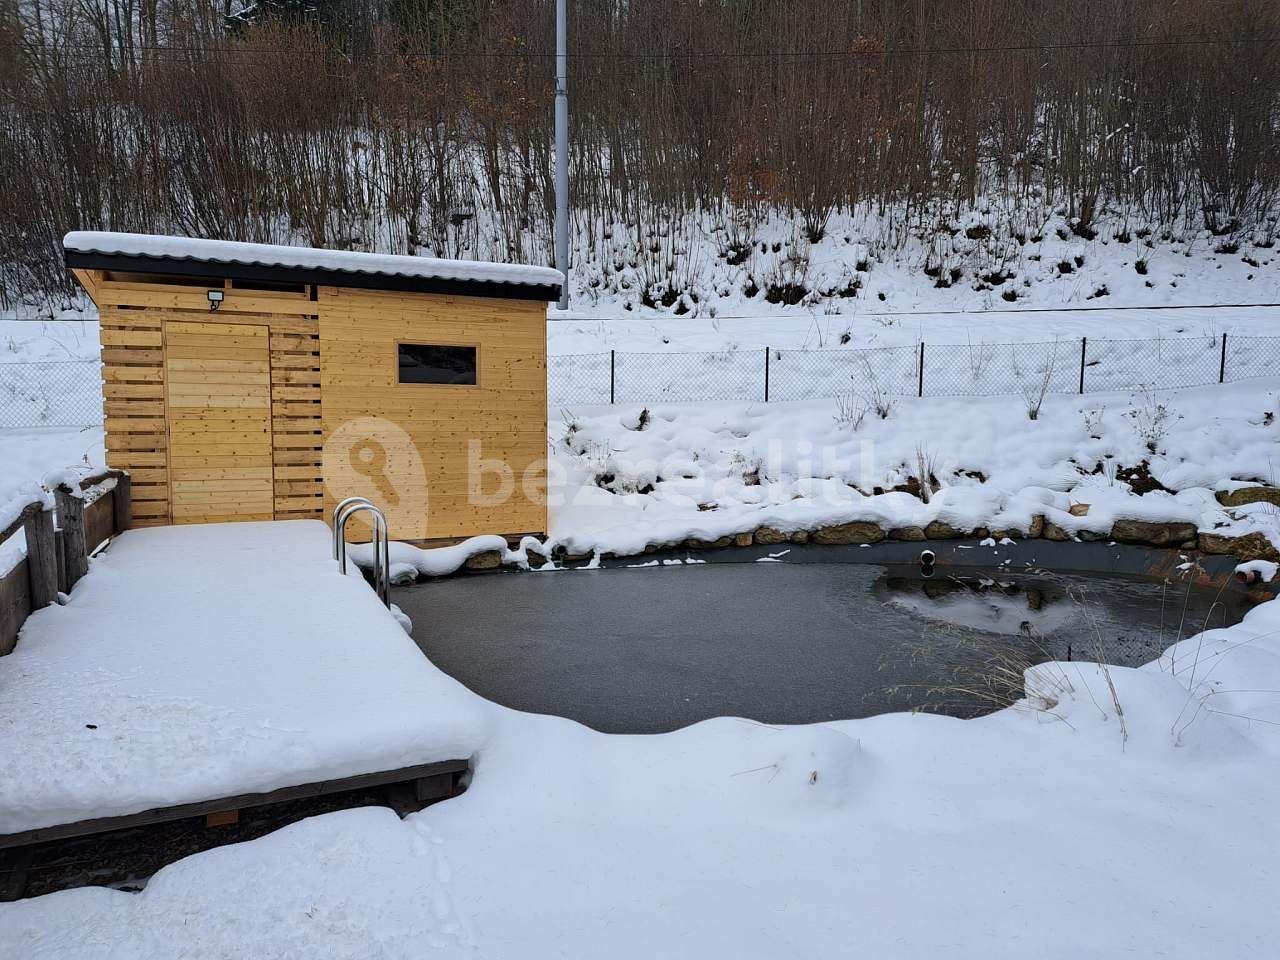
[398,343,477,385]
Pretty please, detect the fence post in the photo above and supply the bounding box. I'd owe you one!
[22,505,58,610]
[55,484,89,593]
[1219,332,1227,384]
[609,349,616,405]
[1079,337,1087,395]
[112,473,133,533]
[917,342,925,398]
[764,347,770,402]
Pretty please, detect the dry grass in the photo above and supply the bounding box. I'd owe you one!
[881,565,1245,745]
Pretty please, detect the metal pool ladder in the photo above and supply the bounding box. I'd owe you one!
[333,497,391,608]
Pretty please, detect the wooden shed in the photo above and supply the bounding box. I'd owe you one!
[66,232,561,542]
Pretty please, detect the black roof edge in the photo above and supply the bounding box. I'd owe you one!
[65,250,562,303]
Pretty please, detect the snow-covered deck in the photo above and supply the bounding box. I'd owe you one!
[0,520,484,839]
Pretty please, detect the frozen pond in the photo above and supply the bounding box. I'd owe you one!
[399,561,1247,734]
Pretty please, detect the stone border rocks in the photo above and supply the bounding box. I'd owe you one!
[420,485,1280,579]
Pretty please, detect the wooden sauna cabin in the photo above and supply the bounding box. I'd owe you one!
[66,232,561,541]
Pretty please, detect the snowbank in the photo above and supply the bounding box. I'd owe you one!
[549,380,1280,560]
[348,534,511,582]
[0,430,103,575]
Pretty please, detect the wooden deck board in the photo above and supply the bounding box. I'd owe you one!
[0,759,469,849]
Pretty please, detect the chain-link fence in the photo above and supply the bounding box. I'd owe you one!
[0,360,102,428]
[1,335,1277,429]
[548,333,1280,408]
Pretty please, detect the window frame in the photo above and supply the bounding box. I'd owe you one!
[394,340,482,389]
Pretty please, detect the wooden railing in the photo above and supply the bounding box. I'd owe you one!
[0,469,131,655]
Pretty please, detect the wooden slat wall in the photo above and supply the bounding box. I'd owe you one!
[271,330,324,520]
[319,287,548,540]
[94,272,548,537]
[100,305,169,526]
[94,276,318,317]
[96,274,324,528]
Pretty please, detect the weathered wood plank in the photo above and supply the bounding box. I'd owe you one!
[84,493,115,554]
[0,557,31,657]
[112,473,133,532]
[0,758,469,849]
[54,487,89,592]
[22,506,58,610]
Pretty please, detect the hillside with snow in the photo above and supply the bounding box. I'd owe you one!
[560,206,1280,320]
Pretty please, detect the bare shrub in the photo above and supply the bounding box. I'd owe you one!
[1015,341,1061,421]
[833,391,868,429]
[965,334,996,384]
[914,444,939,504]
[1129,390,1173,454]
[854,355,899,420]
[1082,405,1106,439]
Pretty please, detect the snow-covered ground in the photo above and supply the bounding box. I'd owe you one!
[1,519,1278,957]
[546,380,1280,558]
[549,303,1280,353]
[564,205,1280,317]
[0,426,102,574]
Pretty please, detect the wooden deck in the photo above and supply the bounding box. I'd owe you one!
[1,519,487,883]
[0,758,469,901]
[0,759,468,850]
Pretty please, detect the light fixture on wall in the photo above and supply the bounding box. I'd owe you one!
[207,289,224,311]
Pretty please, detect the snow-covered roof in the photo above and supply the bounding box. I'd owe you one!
[64,231,563,301]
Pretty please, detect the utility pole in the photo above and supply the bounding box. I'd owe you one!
[554,0,570,310]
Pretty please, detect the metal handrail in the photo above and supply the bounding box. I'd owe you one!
[333,499,391,608]
[333,496,374,560]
